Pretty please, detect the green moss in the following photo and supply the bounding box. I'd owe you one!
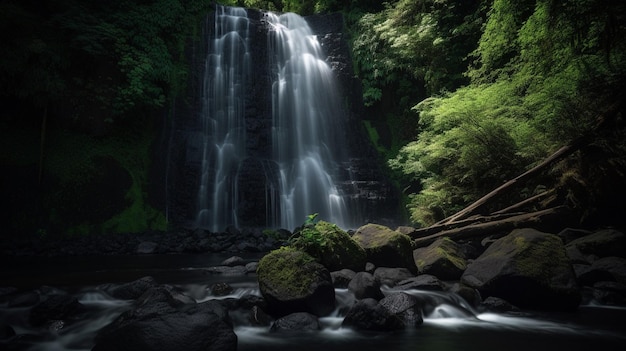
[257,247,317,297]
[508,232,567,283]
[291,221,366,271]
[355,224,411,250]
[436,237,467,269]
[414,237,466,272]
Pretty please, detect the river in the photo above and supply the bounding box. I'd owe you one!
[1,254,625,350]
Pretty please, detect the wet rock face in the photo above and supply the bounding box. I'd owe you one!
[461,228,581,311]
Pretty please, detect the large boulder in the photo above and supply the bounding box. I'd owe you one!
[257,247,335,317]
[461,228,580,311]
[290,221,367,271]
[352,224,415,272]
[588,257,626,284]
[93,289,236,351]
[566,228,626,263]
[413,237,467,280]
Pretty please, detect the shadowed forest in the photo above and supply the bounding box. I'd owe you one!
[1,0,625,237]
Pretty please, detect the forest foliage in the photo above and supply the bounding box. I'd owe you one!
[0,0,212,121]
[2,0,625,235]
[383,0,626,226]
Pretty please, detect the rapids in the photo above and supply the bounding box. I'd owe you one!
[1,253,624,351]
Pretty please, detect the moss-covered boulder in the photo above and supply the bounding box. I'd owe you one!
[257,247,335,317]
[413,237,467,280]
[461,228,580,311]
[352,223,415,272]
[290,221,367,271]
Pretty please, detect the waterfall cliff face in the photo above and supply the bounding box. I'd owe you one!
[164,6,400,232]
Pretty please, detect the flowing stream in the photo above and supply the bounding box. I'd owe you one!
[1,254,625,351]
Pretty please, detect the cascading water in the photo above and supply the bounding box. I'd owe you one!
[195,7,358,231]
[196,6,250,231]
[267,12,353,230]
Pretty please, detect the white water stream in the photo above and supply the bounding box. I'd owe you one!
[195,6,357,231]
[1,254,624,351]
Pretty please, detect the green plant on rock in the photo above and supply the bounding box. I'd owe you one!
[288,213,324,251]
[289,220,367,271]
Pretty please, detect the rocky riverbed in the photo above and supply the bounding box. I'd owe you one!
[1,223,626,350]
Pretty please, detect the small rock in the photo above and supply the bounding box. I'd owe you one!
[221,256,245,266]
[396,274,445,291]
[342,298,405,331]
[348,272,384,300]
[270,312,320,332]
[373,267,414,287]
[211,283,233,297]
[137,241,158,254]
[245,261,258,273]
[331,269,356,288]
[479,296,520,313]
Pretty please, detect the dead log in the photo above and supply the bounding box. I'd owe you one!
[436,136,589,225]
[413,206,572,247]
[410,212,526,238]
[492,189,555,215]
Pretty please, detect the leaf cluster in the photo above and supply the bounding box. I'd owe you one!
[351,0,483,106]
[390,0,626,227]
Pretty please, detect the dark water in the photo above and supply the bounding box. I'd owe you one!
[1,254,625,351]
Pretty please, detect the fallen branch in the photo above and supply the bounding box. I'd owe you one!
[410,212,526,238]
[491,189,555,215]
[436,136,589,225]
[413,206,572,247]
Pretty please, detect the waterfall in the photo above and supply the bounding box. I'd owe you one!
[196,6,250,232]
[267,12,352,230]
[191,6,367,232]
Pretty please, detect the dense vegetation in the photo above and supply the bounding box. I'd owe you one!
[1,0,624,237]
[0,0,213,236]
[381,0,626,227]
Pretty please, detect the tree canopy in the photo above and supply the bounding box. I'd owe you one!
[386,0,626,226]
